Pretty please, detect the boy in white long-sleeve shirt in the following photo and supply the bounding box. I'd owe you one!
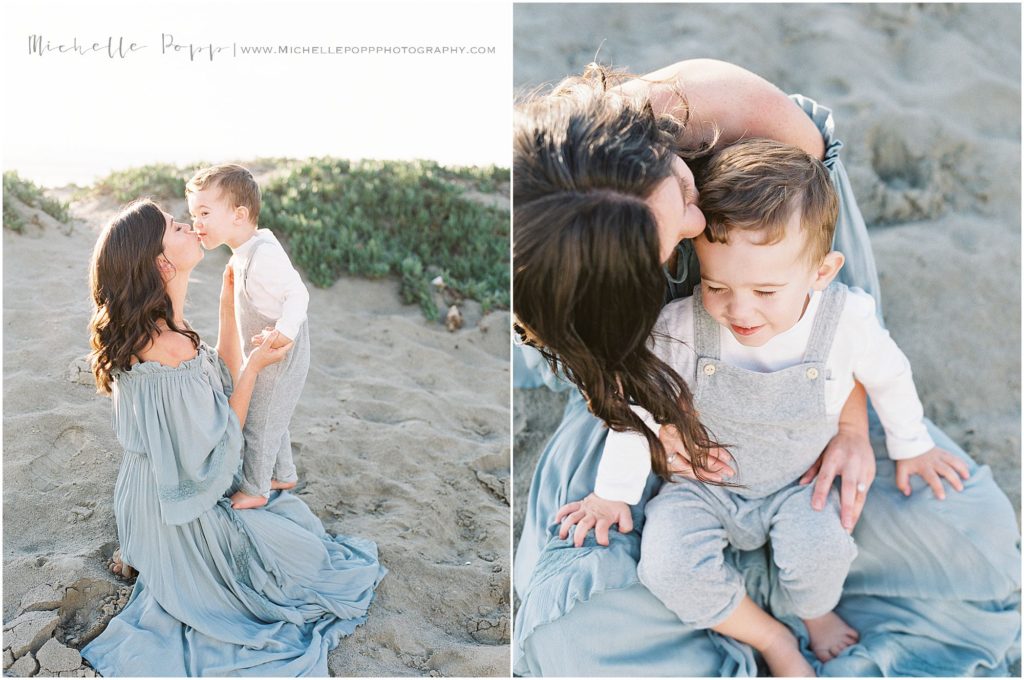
[187,164,311,510]
[555,139,969,674]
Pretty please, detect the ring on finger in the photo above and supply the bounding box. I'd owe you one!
[856,482,867,493]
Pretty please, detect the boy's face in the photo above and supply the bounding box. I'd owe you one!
[187,186,238,250]
[693,210,841,347]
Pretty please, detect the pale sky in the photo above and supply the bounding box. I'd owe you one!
[3,0,511,186]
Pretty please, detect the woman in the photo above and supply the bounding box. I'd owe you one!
[81,199,385,676]
[513,60,1020,676]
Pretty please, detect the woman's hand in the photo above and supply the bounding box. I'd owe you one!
[895,447,970,499]
[246,330,293,371]
[659,424,736,481]
[798,425,875,532]
[555,493,634,547]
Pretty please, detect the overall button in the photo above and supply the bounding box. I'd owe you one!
[806,367,819,380]
[703,364,716,376]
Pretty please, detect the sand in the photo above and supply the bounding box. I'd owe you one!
[3,182,511,675]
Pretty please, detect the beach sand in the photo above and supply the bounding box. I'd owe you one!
[3,184,510,675]
[512,2,1021,660]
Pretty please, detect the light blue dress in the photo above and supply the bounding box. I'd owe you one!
[513,97,1021,676]
[81,344,385,677]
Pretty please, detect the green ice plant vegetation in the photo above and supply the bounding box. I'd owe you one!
[261,158,509,319]
[3,171,70,231]
[86,163,192,203]
[5,158,509,320]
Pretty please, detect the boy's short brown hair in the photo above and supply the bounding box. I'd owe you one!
[697,138,838,263]
[185,163,261,224]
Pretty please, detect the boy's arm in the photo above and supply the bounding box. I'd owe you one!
[249,245,310,347]
[595,425,655,504]
[847,291,934,459]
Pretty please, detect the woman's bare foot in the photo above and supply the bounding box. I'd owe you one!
[230,490,268,509]
[270,479,297,490]
[803,611,859,662]
[760,626,815,677]
[108,548,137,581]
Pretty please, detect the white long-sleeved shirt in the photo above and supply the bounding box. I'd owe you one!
[594,287,935,504]
[229,229,310,340]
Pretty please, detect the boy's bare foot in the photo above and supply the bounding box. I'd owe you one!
[270,479,297,490]
[760,626,816,677]
[230,490,268,509]
[108,548,137,581]
[803,611,859,662]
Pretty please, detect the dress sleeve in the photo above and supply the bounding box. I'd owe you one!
[128,363,242,525]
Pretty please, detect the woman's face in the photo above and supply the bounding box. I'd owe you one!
[160,211,203,275]
[647,156,706,263]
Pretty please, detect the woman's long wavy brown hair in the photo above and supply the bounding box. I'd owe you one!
[513,64,724,482]
[89,199,199,393]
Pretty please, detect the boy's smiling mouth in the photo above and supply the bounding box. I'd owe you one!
[730,323,764,337]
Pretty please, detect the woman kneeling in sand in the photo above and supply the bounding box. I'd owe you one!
[82,199,385,676]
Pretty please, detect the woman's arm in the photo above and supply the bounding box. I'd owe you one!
[216,264,242,384]
[621,58,826,160]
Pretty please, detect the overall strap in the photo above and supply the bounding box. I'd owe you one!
[691,286,721,361]
[240,238,269,298]
[803,283,848,364]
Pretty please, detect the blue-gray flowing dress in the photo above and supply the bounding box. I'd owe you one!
[81,343,385,676]
[513,96,1021,677]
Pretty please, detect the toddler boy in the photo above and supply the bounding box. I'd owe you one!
[186,163,311,509]
[557,139,969,675]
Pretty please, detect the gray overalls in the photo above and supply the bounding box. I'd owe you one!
[235,240,311,498]
[637,284,857,627]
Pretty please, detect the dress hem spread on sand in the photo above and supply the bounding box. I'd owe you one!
[81,344,386,677]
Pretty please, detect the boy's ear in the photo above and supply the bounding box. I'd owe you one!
[811,250,845,291]
[234,205,249,225]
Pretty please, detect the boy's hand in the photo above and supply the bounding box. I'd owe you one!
[247,331,293,371]
[895,447,970,499]
[251,327,293,350]
[555,493,634,547]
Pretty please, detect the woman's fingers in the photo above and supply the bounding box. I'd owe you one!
[706,448,736,477]
[798,455,822,486]
[848,472,873,529]
[617,511,634,535]
[811,461,838,511]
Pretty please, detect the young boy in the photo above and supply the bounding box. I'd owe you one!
[186,163,311,510]
[556,139,970,675]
